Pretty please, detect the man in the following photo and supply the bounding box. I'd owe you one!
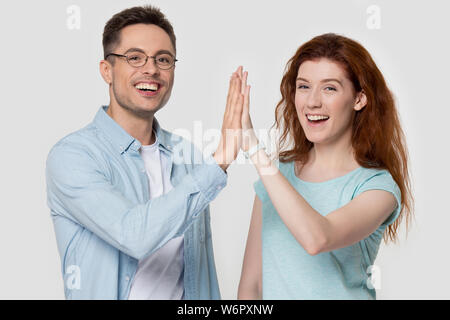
[46,5,244,300]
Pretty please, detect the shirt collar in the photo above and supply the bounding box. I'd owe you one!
[93,106,173,155]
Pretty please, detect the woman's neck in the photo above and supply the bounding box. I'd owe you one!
[295,133,360,182]
[309,139,358,172]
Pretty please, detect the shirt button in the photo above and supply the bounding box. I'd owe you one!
[217,185,222,190]
[125,276,130,282]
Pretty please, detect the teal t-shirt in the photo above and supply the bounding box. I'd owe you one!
[253,161,402,300]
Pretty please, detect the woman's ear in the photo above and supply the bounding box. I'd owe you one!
[354,90,367,111]
[99,59,113,85]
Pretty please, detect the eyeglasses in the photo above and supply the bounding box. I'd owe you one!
[105,51,178,70]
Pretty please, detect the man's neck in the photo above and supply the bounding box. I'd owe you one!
[106,103,155,146]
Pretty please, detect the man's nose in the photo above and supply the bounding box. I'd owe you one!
[141,57,160,76]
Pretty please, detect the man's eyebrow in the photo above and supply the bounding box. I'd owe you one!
[124,47,146,54]
[155,49,176,57]
[123,48,175,57]
[296,77,343,86]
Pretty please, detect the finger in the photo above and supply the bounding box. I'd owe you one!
[235,66,243,84]
[234,66,241,82]
[242,85,251,127]
[241,71,248,94]
[232,93,244,127]
[229,76,242,120]
[224,75,239,124]
[243,85,250,114]
[225,73,238,117]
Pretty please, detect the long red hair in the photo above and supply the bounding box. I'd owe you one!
[274,33,413,243]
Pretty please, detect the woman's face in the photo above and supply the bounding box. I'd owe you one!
[294,58,366,146]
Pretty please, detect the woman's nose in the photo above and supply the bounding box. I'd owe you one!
[306,87,321,109]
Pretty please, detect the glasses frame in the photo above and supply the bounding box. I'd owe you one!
[105,52,178,70]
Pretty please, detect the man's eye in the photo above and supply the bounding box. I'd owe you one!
[157,56,171,64]
[129,55,142,61]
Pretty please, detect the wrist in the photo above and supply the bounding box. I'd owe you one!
[249,147,268,163]
[242,130,259,152]
[244,140,266,159]
[212,151,229,172]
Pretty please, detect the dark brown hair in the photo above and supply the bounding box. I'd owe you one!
[274,33,413,243]
[102,5,176,59]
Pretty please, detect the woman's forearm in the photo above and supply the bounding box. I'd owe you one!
[250,149,331,255]
[238,280,262,300]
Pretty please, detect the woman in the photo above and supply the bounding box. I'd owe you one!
[236,33,413,299]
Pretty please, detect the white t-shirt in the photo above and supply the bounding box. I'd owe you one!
[128,134,184,300]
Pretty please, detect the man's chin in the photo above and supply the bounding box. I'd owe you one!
[113,91,169,119]
[120,102,162,119]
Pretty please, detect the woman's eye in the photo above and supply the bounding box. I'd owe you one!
[297,84,309,89]
[324,86,337,91]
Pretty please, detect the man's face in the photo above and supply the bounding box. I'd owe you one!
[106,23,175,118]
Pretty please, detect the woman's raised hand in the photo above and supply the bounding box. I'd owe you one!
[213,66,245,171]
[238,67,259,152]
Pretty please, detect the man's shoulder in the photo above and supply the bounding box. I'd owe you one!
[159,127,204,155]
[48,122,101,161]
[159,127,194,146]
[159,127,218,169]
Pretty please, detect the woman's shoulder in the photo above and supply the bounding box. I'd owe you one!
[352,167,397,188]
[253,159,287,202]
[351,166,401,209]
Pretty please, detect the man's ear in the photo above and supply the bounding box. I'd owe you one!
[354,90,367,111]
[99,59,113,85]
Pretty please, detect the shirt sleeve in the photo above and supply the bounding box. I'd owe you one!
[253,179,268,203]
[253,159,282,203]
[46,142,227,260]
[354,170,402,227]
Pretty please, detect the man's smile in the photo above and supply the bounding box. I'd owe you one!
[134,80,162,97]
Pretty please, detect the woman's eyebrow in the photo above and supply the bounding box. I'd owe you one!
[296,77,343,86]
[321,78,343,86]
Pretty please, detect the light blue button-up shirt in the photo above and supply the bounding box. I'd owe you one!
[46,106,227,299]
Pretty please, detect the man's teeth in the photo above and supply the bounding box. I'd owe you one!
[307,114,329,121]
[135,83,158,91]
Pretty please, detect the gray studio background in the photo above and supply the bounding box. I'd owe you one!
[0,0,449,299]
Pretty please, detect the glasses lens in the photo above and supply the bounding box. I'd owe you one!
[155,53,175,69]
[126,52,147,67]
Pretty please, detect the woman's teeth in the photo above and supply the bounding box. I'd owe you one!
[307,114,329,121]
[135,83,158,91]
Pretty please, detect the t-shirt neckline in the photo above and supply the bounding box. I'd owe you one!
[140,130,158,151]
[289,161,363,186]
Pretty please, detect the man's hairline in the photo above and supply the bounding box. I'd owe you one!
[105,22,176,59]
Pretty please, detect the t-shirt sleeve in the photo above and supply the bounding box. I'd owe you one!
[253,160,283,202]
[354,170,402,227]
[253,179,269,203]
